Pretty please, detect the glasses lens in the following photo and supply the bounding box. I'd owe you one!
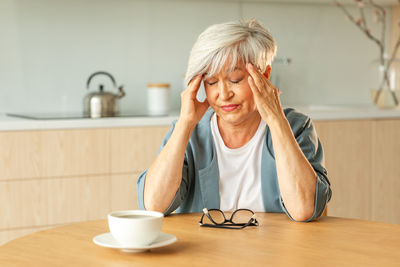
[231,209,254,224]
[204,209,225,224]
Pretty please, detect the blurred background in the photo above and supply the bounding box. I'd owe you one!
[0,0,392,114]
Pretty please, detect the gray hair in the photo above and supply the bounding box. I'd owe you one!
[185,19,277,85]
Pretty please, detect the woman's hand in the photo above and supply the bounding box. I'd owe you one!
[179,75,210,128]
[246,63,285,126]
[247,63,317,220]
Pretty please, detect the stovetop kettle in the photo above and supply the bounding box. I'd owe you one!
[84,71,125,118]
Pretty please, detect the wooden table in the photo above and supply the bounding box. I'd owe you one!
[1,213,399,266]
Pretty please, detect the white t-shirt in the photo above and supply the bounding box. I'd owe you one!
[210,113,266,212]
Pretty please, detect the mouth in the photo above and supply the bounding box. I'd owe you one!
[221,104,239,112]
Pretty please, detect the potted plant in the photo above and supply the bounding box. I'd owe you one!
[334,0,400,108]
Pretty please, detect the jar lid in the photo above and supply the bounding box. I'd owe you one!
[147,83,170,88]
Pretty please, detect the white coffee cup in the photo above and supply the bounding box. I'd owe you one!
[108,210,164,247]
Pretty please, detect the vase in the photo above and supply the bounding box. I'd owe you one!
[370,55,400,109]
[370,89,400,109]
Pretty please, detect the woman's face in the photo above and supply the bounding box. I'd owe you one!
[204,62,268,126]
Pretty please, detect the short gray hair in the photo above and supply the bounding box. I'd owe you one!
[185,19,277,85]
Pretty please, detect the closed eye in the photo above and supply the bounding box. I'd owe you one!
[206,78,242,85]
[230,79,242,84]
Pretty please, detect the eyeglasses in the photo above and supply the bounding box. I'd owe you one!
[199,208,259,230]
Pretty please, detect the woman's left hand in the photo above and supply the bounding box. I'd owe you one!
[246,63,285,126]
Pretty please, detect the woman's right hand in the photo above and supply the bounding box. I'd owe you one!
[179,75,210,128]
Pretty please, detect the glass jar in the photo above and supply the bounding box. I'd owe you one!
[370,55,400,109]
[147,83,170,116]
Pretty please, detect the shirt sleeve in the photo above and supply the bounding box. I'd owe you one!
[136,120,192,216]
[279,110,332,222]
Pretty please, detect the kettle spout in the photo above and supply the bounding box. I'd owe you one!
[117,85,125,98]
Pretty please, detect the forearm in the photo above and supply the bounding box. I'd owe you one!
[144,120,194,212]
[269,117,316,221]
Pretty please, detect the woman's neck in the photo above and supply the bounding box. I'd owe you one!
[217,112,262,149]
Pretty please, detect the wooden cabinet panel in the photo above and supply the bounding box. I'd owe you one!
[111,173,139,211]
[314,120,372,220]
[110,126,170,173]
[0,125,174,245]
[0,129,110,180]
[0,175,110,229]
[46,175,111,225]
[39,129,110,178]
[371,120,400,224]
[0,131,41,180]
[0,179,48,229]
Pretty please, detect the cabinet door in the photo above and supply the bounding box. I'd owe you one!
[110,126,170,210]
[0,128,112,246]
[0,175,110,229]
[0,129,110,180]
[371,120,400,224]
[110,126,170,174]
[111,173,139,211]
[314,120,372,220]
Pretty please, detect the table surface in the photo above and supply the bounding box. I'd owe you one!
[1,213,400,266]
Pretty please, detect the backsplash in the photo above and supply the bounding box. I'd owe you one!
[0,0,391,114]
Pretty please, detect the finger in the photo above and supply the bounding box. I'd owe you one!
[248,76,261,98]
[263,74,281,95]
[246,63,267,93]
[267,81,280,95]
[183,75,203,99]
[247,63,278,96]
[187,75,203,92]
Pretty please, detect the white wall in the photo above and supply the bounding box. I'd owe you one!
[0,0,391,114]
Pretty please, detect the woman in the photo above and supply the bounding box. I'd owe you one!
[137,19,331,222]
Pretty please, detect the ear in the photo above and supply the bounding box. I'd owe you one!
[263,65,272,80]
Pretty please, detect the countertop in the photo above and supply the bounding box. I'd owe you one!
[1,105,400,131]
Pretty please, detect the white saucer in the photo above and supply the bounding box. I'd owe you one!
[93,232,177,253]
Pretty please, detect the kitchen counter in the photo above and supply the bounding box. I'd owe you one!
[0,113,180,131]
[295,104,400,120]
[1,105,400,131]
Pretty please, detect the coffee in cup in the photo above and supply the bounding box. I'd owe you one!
[108,210,163,247]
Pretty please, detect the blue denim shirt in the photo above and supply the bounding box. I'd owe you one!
[137,108,332,222]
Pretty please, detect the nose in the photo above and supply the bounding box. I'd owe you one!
[218,81,233,100]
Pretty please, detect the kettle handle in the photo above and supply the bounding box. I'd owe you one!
[86,71,117,90]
